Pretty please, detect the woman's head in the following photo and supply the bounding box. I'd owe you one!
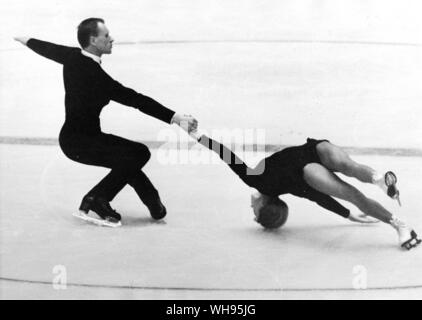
[251,192,289,229]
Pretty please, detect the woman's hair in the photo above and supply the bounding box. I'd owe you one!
[256,197,289,229]
[77,18,105,48]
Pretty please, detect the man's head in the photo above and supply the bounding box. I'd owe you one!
[77,18,113,56]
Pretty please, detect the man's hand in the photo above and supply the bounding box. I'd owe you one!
[348,211,380,224]
[14,37,30,46]
[171,113,198,133]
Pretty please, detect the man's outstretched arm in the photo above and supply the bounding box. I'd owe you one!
[14,37,76,64]
[108,77,197,131]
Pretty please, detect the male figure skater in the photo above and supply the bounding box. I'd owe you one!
[14,18,197,227]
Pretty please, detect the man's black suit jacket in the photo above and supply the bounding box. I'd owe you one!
[27,39,175,136]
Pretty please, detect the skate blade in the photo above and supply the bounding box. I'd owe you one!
[401,231,421,250]
[73,211,122,228]
[396,195,402,207]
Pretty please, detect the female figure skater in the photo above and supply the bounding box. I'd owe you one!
[189,130,420,250]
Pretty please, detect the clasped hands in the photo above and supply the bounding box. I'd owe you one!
[14,37,30,46]
[171,113,198,134]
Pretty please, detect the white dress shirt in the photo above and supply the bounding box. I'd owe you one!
[81,49,102,64]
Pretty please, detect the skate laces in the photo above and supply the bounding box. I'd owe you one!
[105,202,119,215]
[105,202,115,212]
[96,198,120,218]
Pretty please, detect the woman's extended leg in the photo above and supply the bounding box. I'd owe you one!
[303,163,392,223]
[316,142,377,182]
[303,163,420,249]
[315,141,400,203]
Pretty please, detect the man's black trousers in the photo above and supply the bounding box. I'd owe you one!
[59,130,159,205]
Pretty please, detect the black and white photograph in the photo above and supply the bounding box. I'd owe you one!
[0,0,421,302]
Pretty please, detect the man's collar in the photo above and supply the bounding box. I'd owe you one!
[81,49,102,64]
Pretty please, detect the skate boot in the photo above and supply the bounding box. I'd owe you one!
[385,171,401,206]
[390,217,421,250]
[74,195,122,227]
[145,197,167,220]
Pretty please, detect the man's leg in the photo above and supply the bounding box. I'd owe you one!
[65,133,164,221]
[128,171,159,202]
[82,135,151,201]
[84,135,166,218]
[86,134,166,219]
[128,170,166,220]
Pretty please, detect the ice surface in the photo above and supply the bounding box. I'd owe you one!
[0,145,421,299]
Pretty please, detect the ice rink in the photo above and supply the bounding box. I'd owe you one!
[1,145,421,299]
[1,0,422,299]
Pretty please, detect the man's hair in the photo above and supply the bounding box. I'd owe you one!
[77,18,105,48]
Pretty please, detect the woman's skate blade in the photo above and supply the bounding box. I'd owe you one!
[73,210,122,228]
[401,231,421,250]
[396,195,402,207]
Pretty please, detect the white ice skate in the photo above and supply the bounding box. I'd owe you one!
[390,217,421,250]
[73,210,122,228]
[385,171,401,206]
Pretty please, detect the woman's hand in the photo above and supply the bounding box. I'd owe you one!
[348,210,380,223]
[14,37,30,46]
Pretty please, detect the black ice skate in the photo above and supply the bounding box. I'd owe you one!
[385,171,401,206]
[74,195,122,227]
[145,197,167,220]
